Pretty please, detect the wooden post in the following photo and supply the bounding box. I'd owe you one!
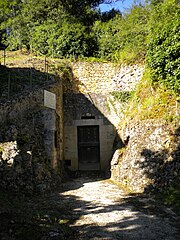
[8,73,10,99]
[44,56,47,72]
[46,64,49,81]
[3,48,6,66]
[30,68,32,88]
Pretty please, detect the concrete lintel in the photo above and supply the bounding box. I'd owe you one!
[73,119,103,126]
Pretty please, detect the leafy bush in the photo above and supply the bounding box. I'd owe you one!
[30,23,50,55]
[146,0,180,92]
[49,21,97,58]
[29,20,97,58]
[92,16,123,59]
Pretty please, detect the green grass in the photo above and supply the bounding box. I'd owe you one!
[161,184,180,214]
[119,69,179,128]
[111,91,134,103]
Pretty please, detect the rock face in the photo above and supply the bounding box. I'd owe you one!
[0,82,63,194]
[111,120,180,193]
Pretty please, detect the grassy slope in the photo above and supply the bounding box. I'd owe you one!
[119,70,179,127]
[0,50,63,100]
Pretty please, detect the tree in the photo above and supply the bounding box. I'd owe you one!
[93,4,149,62]
[101,8,122,22]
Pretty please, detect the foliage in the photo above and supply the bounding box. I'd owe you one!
[30,22,52,55]
[146,0,180,92]
[48,21,97,58]
[119,69,180,128]
[0,0,100,55]
[0,0,179,93]
[162,184,180,213]
[101,8,122,22]
[111,91,134,103]
[92,15,122,59]
[93,5,149,63]
[30,20,97,57]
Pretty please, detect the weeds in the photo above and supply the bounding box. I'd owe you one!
[119,69,179,127]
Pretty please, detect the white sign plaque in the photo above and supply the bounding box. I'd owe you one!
[44,90,56,110]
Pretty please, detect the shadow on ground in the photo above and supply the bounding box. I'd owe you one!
[0,125,180,239]
[1,176,179,240]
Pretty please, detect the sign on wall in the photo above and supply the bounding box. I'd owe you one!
[44,90,56,110]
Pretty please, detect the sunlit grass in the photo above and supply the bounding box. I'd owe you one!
[119,69,179,128]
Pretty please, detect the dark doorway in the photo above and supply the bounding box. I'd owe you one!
[77,125,100,170]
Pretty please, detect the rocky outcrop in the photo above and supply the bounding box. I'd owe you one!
[0,112,62,194]
[111,120,180,193]
[0,80,63,194]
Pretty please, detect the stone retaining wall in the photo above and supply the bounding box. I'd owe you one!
[71,62,144,128]
[71,62,144,94]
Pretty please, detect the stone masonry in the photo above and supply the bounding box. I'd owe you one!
[63,62,144,172]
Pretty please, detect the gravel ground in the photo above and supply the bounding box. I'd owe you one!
[55,176,180,240]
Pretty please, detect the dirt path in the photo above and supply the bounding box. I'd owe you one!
[54,176,179,240]
[1,176,179,240]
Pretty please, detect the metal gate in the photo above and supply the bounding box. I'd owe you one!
[77,125,100,170]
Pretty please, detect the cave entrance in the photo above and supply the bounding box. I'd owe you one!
[77,125,100,171]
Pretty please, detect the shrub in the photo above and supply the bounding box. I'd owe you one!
[49,21,97,58]
[146,0,180,92]
[30,23,51,55]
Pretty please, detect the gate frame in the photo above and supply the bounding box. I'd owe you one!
[77,125,100,171]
